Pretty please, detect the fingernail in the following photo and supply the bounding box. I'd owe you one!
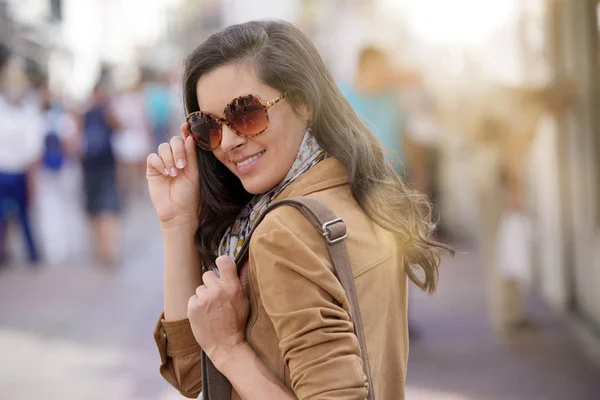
[163,169,169,176]
[176,159,185,169]
[170,168,178,176]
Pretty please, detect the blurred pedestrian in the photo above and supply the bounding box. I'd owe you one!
[0,56,44,266]
[398,74,446,238]
[142,70,173,147]
[339,46,407,173]
[471,82,575,334]
[112,78,153,203]
[80,82,121,268]
[33,84,86,265]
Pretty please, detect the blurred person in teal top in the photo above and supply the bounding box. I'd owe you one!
[339,46,406,174]
[142,69,173,147]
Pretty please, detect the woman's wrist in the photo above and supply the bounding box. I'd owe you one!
[160,216,199,233]
[210,340,296,399]
[211,340,252,374]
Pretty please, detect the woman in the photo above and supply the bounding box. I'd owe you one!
[148,20,450,400]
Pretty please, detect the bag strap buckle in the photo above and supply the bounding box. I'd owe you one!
[322,218,347,244]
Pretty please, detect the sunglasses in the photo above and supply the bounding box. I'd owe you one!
[186,93,288,151]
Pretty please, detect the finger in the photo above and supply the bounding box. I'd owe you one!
[187,294,198,317]
[180,122,199,176]
[195,284,208,298]
[170,136,186,170]
[215,256,238,282]
[181,122,190,139]
[158,142,178,177]
[184,134,199,175]
[202,270,220,289]
[146,153,169,177]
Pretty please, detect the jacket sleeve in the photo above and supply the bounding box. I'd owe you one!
[153,313,203,398]
[249,210,368,400]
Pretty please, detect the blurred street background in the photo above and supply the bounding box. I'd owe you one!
[1,0,600,399]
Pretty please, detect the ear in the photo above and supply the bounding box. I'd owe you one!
[295,102,312,124]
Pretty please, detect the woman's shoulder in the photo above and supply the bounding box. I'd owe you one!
[250,202,324,247]
[249,191,402,283]
[255,175,359,234]
[249,187,368,258]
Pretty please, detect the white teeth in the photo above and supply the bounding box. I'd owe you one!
[236,151,264,167]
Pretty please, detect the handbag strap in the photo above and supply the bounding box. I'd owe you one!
[203,196,375,400]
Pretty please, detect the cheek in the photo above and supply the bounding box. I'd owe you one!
[263,126,301,161]
[267,111,305,150]
[212,149,226,165]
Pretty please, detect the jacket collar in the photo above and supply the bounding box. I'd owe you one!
[274,157,350,201]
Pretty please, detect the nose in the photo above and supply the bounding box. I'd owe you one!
[219,124,246,153]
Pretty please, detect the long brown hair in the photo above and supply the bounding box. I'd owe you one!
[183,20,452,292]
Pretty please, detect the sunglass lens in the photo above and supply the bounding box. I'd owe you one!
[189,113,220,150]
[225,95,268,136]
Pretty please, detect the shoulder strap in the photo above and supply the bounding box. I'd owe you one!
[203,197,375,400]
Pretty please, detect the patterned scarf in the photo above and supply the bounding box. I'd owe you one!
[218,130,326,260]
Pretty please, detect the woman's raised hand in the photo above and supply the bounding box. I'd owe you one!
[147,123,201,228]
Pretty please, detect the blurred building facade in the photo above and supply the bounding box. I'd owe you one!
[363,0,600,352]
[0,0,62,87]
[487,0,600,353]
[164,0,378,80]
[0,0,182,102]
[536,0,600,343]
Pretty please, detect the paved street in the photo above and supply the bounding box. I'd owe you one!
[1,201,599,399]
[0,200,180,400]
[407,246,600,400]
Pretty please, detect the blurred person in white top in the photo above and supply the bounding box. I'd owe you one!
[111,78,152,203]
[31,84,87,265]
[0,55,44,266]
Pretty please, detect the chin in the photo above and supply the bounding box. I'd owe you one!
[240,177,275,195]
[239,171,281,195]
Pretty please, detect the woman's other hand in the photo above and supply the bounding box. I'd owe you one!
[147,123,200,228]
[187,256,250,362]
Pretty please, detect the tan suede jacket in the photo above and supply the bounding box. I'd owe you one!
[153,158,409,400]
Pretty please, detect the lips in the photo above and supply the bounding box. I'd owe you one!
[234,151,265,167]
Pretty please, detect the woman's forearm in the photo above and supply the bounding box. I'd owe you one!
[162,222,203,321]
[213,342,296,400]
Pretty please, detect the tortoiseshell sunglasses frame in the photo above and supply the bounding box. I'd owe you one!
[186,93,288,151]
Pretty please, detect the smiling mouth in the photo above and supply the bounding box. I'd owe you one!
[235,151,265,167]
